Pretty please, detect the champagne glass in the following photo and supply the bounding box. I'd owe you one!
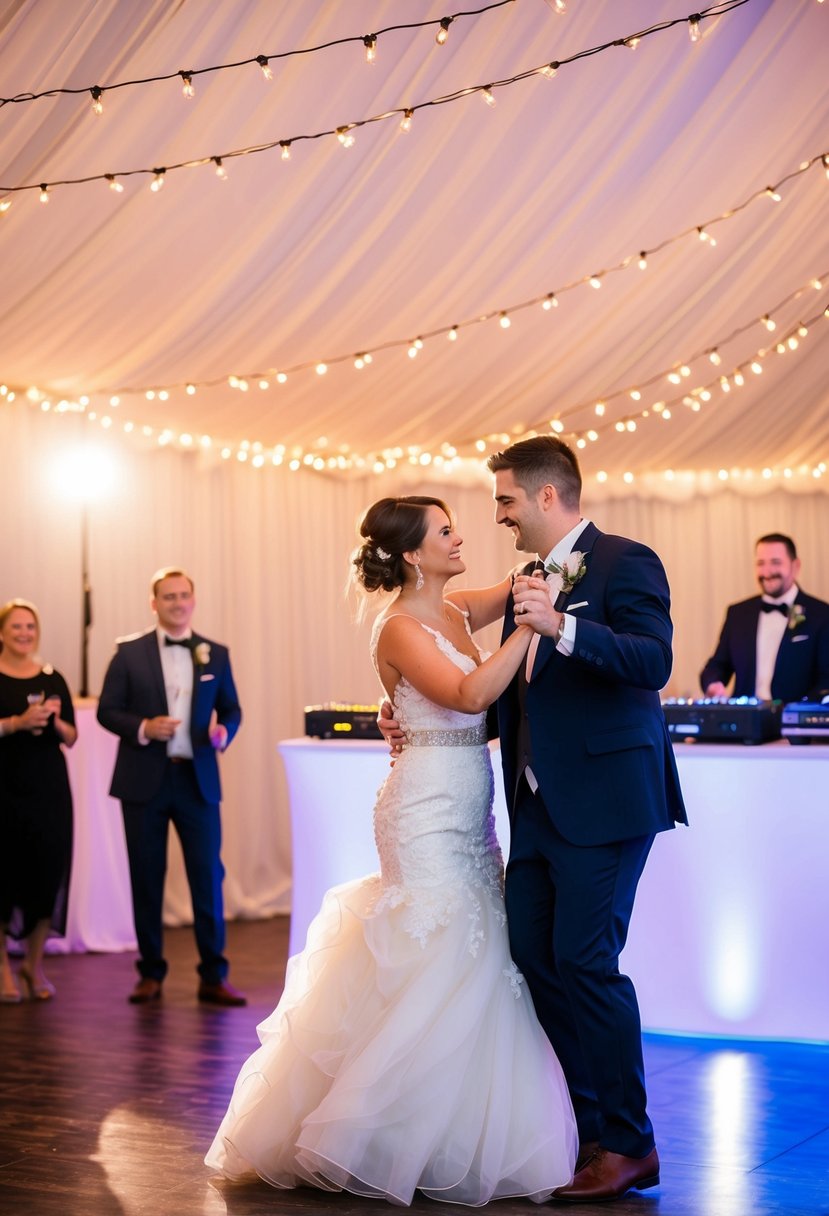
[27,691,45,735]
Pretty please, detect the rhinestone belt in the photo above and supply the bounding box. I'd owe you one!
[404,724,488,747]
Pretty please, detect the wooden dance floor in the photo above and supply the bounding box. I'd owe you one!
[1,918,827,1216]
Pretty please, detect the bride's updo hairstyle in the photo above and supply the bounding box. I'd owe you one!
[353,496,451,593]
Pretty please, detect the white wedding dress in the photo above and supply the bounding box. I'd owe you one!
[205,611,576,1206]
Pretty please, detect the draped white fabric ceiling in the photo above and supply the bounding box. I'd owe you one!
[2,0,828,495]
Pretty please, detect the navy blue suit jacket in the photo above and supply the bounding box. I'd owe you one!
[699,589,829,702]
[97,629,242,805]
[497,524,686,846]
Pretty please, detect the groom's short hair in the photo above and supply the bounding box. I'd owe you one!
[487,435,582,510]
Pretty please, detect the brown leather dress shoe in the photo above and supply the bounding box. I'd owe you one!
[128,977,162,1004]
[197,980,247,1007]
[575,1140,600,1172]
[552,1147,659,1203]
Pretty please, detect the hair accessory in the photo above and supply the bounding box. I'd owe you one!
[375,545,391,561]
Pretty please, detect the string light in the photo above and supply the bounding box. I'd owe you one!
[150,169,166,192]
[336,125,355,148]
[39,184,49,204]
[256,55,273,81]
[0,196,11,213]
[90,86,104,115]
[688,13,702,41]
[399,108,413,133]
[697,226,717,246]
[589,275,602,289]
[542,293,558,310]
[538,61,560,79]
[180,72,195,99]
[638,252,648,270]
[280,141,291,161]
[765,186,782,202]
[105,174,124,193]
[762,315,776,331]
[499,311,511,329]
[436,17,453,45]
[0,2,767,204]
[363,34,377,64]
[213,157,227,180]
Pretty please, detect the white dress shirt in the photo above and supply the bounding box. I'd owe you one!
[755,588,797,700]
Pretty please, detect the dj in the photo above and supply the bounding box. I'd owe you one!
[700,533,829,703]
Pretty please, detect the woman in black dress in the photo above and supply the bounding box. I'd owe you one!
[0,599,76,1002]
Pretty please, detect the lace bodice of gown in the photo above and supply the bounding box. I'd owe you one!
[369,605,488,737]
[368,607,507,957]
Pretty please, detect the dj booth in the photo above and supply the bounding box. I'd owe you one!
[661,696,829,744]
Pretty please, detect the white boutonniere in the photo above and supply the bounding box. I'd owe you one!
[545,551,588,595]
[193,641,211,667]
[788,604,806,631]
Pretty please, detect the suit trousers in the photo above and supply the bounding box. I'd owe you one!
[121,760,228,984]
[505,776,655,1157]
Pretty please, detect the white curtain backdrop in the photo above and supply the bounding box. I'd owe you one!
[2,402,828,920]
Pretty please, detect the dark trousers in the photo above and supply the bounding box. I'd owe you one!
[121,760,228,985]
[505,776,655,1158]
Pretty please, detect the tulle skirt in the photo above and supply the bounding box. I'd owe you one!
[206,874,576,1206]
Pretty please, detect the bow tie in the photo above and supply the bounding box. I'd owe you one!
[760,602,789,616]
[164,635,192,647]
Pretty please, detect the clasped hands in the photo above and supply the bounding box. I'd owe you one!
[17,695,62,732]
[512,570,564,638]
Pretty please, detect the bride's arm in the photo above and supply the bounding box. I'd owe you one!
[446,574,513,633]
[377,615,531,715]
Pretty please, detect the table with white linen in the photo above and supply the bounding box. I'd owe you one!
[278,737,829,1041]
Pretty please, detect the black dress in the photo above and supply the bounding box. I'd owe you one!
[0,667,75,940]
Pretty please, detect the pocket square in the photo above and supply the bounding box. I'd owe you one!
[566,600,589,611]
[790,634,808,643]
[200,673,215,681]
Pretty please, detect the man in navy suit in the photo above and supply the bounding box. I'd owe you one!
[488,436,686,1203]
[98,568,244,1006]
[701,533,829,702]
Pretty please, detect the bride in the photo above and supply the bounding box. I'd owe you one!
[205,495,576,1205]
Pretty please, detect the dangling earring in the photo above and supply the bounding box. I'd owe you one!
[415,562,424,592]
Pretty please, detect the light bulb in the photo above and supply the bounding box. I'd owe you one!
[39,184,49,204]
[363,34,377,63]
[213,157,227,180]
[436,17,452,45]
[105,174,124,193]
[151,169,166,192]
[688,14,701,41]
[542,293,558,310]
[399,108,413,133]
[280,141,291,161]
[337,126,355,148]
[499,312,511,329]
[180,72,195,99]
[256,55,273,81]
[482,86,496,107]
[539,61,559,79]
[90,86,104,115]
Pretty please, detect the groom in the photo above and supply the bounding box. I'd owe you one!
[488,435,686,1203]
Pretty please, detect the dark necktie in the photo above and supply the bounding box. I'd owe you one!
[760,603,788,615]
[164,636,192,647]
